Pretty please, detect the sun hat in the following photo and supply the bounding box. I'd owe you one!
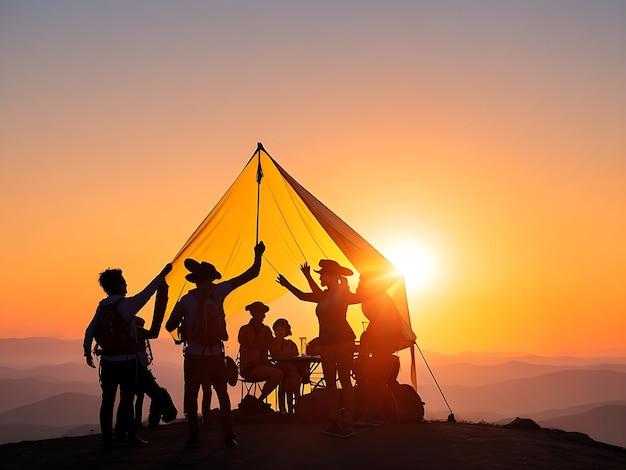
[245,301,270,314]
[184,258,222,282]
[314,259,353,277]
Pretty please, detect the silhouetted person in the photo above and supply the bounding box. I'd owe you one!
[238,302,283,405]
[269,318,301,414]
[83,263,172,446]
[166,242,265,449]
[133,279,177,428]
[354,272,404,426]
[277,260,360,438]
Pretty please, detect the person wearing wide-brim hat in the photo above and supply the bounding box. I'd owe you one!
[166,241,265,449]
[183,260,222,283]
[237,301,283,406]
[276,259,361,438]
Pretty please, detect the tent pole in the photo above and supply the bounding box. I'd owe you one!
[255,142,264,244]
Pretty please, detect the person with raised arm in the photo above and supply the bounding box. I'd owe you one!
[166,242,265,449]
[84,263,172,446]
[277,259,360,438]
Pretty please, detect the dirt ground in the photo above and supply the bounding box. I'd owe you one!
[1,412,625,469]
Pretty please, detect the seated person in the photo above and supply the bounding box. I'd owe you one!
[238,302,283,403]
[269,318,302,414]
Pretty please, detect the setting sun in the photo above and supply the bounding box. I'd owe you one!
[383,241,440,292]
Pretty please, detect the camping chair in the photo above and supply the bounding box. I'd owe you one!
[235,353,266,401]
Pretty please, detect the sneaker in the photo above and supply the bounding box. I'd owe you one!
[322,421,340,436]
[334,424,356,438]
[184,435,200,449]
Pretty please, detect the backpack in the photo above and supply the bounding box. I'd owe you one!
[94,300,138,355]
[183,290,228,346]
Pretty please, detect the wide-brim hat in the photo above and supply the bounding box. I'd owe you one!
[314,259,353,277]
[245,301,270,314]
[184,258,222,282]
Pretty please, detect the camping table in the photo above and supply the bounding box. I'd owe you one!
[271,355,324,393]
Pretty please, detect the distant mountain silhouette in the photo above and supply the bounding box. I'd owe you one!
[412,360,626,388]
[3,337,626,450]
[519,400,626,422]
[421,369,626,418]
[0,393,101,445]
[0,338,83,367]
[0,337,183,369]
[0,392,100,427]
[0,378,99,412]
[540,404,626,449]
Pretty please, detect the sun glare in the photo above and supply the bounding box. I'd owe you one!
[383,241,439,292]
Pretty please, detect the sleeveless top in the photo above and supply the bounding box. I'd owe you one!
[315,287,356,346]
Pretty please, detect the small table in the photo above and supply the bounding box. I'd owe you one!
[272,355,324,391]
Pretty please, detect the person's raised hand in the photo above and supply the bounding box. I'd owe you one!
[276,274,287,287]
[161,263,173,277]
[300,262,311,276]
[255,241,266,257]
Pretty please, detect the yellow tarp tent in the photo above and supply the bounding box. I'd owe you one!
[166,143,417,353]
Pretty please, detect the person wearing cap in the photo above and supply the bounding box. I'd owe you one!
[166,241,265,449]
[277,259,361,438]
[238,301,284,404]
[83,262,172,446]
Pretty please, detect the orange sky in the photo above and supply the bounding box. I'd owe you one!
[1,1,625,355]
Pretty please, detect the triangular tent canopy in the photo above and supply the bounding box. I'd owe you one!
[166,143,417,352]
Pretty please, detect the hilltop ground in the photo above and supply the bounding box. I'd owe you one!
[1,412,624,470]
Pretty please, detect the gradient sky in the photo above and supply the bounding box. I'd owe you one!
[1,1,625,355]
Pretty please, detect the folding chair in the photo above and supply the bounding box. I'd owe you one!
[235,353,266,401]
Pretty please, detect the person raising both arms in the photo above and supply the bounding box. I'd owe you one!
[277,260,360,438]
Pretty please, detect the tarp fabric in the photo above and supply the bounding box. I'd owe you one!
[166,145,417,353]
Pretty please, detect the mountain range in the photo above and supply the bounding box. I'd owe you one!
[0,337,624,449]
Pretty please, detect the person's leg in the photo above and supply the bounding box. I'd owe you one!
[336,341,356,426]
[140,369,163,428]
[245,365,284,401]
[98,360,117,443]
[112,361,129,440]
[183,355,202,441]
[201,384,212,428]
[208,356,236,446]
[285,366,300,413]
[277,382,286,413]
[134,391,145,427]
[118,359,141,442]
[319,345,341,429]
